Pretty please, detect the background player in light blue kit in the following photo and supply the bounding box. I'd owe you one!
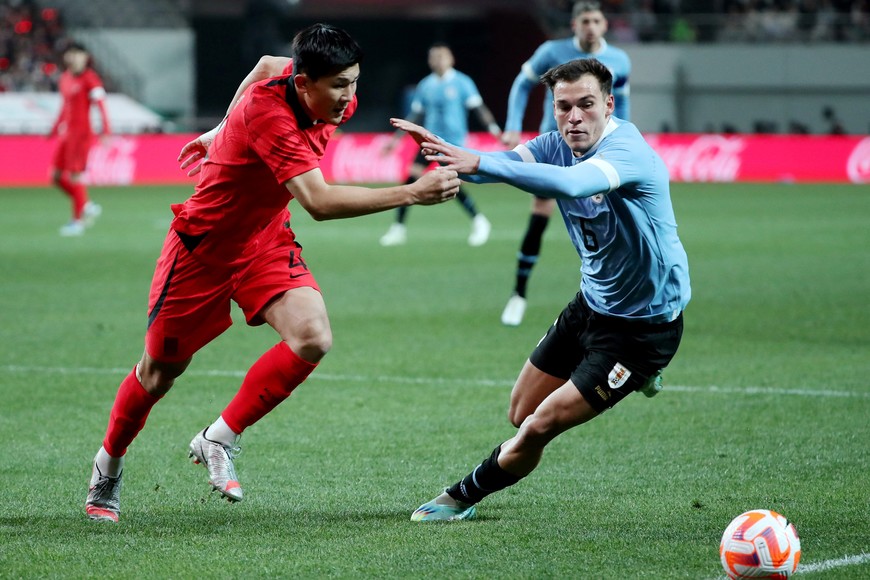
[501,1,632,326]
[392,58,689,521]
[380,43,501,247]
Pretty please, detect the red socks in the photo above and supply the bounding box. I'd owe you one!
[221,342,317,434]
[101,343,314,456]
[102,367,162,457]
[58,176,88,220]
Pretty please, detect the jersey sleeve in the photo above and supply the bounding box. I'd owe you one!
[85,70,106,101]
[476,132,634,199]
[611,50,632,121]
[462,75,483,110]
[505,42,552,132]
[244,88,320,184]
[409,80,425,115]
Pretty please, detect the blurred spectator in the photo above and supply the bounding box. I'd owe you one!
[0,0,66,91]
[822,105,846,134]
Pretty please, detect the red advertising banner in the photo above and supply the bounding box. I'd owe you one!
[1,133,868,187]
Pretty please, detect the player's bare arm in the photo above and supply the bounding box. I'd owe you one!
[178,55,292,176]
[286,166,459,221]
[501,130,522,149]
[473,105,502,138]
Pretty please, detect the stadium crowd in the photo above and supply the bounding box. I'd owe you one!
[2,0,868,93]
[543,0,869,42]
[0,0,68,91]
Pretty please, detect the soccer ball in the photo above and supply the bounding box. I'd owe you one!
[720,509,801,579]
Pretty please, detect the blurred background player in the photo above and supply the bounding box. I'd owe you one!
[48,42,110,237]
[379,42,501,247]
[500,1,631,325]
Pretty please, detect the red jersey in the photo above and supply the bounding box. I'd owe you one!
[171,62,358,266]
[56,68,106,137]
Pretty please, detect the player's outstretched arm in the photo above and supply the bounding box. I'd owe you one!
[420,139,481,175]
[178,55,291,176]
[286,166,459,221]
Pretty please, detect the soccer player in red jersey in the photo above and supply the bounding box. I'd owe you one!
[49,43,110,237]
[84,24,460,523]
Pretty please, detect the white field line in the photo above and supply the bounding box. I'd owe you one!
[710,552,870,579]
[5,363,869,576]
[797,552,870,574]
[1,364,869,398]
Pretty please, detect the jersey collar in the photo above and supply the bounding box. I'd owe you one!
[267,64,316,130]
[578,117,620,159]
[573,36,608,55]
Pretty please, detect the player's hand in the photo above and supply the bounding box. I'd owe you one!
[423,140,480,175]
[390,118,438,148]
[411,167,460,206]
[501,130,521,149]
[178,127,219,176]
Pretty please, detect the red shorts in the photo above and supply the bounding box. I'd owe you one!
[144,224,319,362]
[52,133,94,174]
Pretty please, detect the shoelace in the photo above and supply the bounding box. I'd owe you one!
[90,474,121,506]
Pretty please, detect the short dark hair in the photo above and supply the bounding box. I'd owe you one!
[429,41,451,51]
[64,41,88,54]
[572,1,603,19]
[291,23,363,80]
[540,58,612,96]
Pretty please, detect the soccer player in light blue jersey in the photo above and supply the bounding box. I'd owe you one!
[393,58,689,522]
[501,1,632,326]
[380,43,501,247]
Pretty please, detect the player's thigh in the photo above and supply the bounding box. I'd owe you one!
[508,359,566,426]
[532,380,599,435]
[531,196,556,216]
[145,231,234,362]
[261,286,331,347]
[570,315,683,412]
[234,230,329,346]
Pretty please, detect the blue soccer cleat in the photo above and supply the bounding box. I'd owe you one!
[411,493,476,522]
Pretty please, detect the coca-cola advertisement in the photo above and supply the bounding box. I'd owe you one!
[1,133,868,186]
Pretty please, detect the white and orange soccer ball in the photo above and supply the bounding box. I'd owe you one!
[720,509,801,579]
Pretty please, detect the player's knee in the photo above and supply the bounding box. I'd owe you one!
[508,403,532,429]
[137,357,189,397]
[515,413,556,448]
[290,320,332,362]
[508,393,537,428]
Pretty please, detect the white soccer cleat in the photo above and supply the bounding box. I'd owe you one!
[59,220,85,237]
[189,428,244,502]
[379,223,407,246]
[83,201,102,227]
[501,294,527,326]
[468,214,491,247]
[85,462,122,522]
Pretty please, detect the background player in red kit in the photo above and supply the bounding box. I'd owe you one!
[85,23,460,522]
[49,42,110,237]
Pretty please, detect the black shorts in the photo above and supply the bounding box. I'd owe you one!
[529,292,684,412]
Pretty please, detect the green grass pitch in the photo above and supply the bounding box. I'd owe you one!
[1,182,868,578]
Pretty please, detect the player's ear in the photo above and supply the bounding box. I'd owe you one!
[293,73,310,93]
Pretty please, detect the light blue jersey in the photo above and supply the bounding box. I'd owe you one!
[410,68,484,147]
[468,118,689,322]
[506,38,631,132]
